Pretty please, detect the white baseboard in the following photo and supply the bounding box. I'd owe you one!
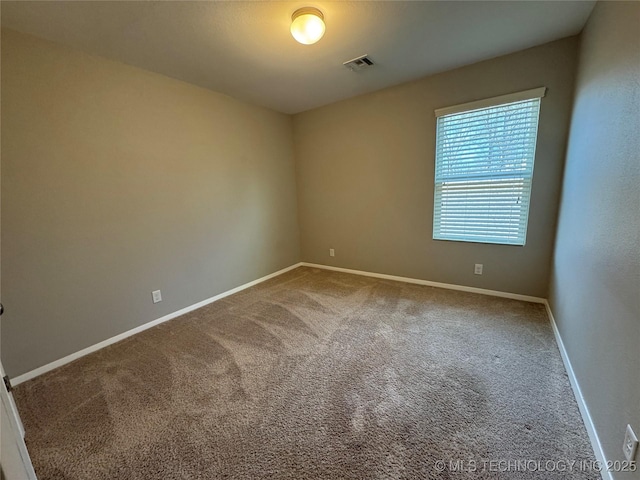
[11,262,303,386]
[10,260,606,480]
[300,262,546,304]
[16,260,541,385]
[544,301,611,480]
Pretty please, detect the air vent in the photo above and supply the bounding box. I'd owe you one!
[343,54,374,71]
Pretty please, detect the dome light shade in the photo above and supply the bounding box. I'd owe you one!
[290,7,325,45]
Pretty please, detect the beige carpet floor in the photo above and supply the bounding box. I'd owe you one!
[14,267,598,479]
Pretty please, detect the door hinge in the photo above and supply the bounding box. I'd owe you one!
[3,375,12,392]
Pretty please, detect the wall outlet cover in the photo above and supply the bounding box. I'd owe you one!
[623,424,638,461]
[474,264,483,275]
[152,290,162,304]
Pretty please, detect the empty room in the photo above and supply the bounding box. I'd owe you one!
[1,1,638,479]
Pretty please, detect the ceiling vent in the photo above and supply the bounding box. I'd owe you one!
[343,55,374,71]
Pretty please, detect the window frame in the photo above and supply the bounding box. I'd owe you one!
[432,87,546,246]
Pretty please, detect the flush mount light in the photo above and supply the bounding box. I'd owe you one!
[290,7,325,45]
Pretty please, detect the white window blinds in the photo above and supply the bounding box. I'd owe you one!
[433,89,544,246]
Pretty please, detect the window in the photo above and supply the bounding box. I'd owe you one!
[433,88,545,246]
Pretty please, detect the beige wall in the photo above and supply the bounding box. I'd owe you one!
[1,30,300,377]
[549,2,640,476]
[293,37,578,298]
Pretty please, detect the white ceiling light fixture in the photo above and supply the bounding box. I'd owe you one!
[290,7,325,45]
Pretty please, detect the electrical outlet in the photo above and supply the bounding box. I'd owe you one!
[152,290,162,304]
[623,424,638,461]
[474,264,483,275]
[329,248,335,257]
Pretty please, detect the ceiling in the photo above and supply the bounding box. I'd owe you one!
[1,1,595,114]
